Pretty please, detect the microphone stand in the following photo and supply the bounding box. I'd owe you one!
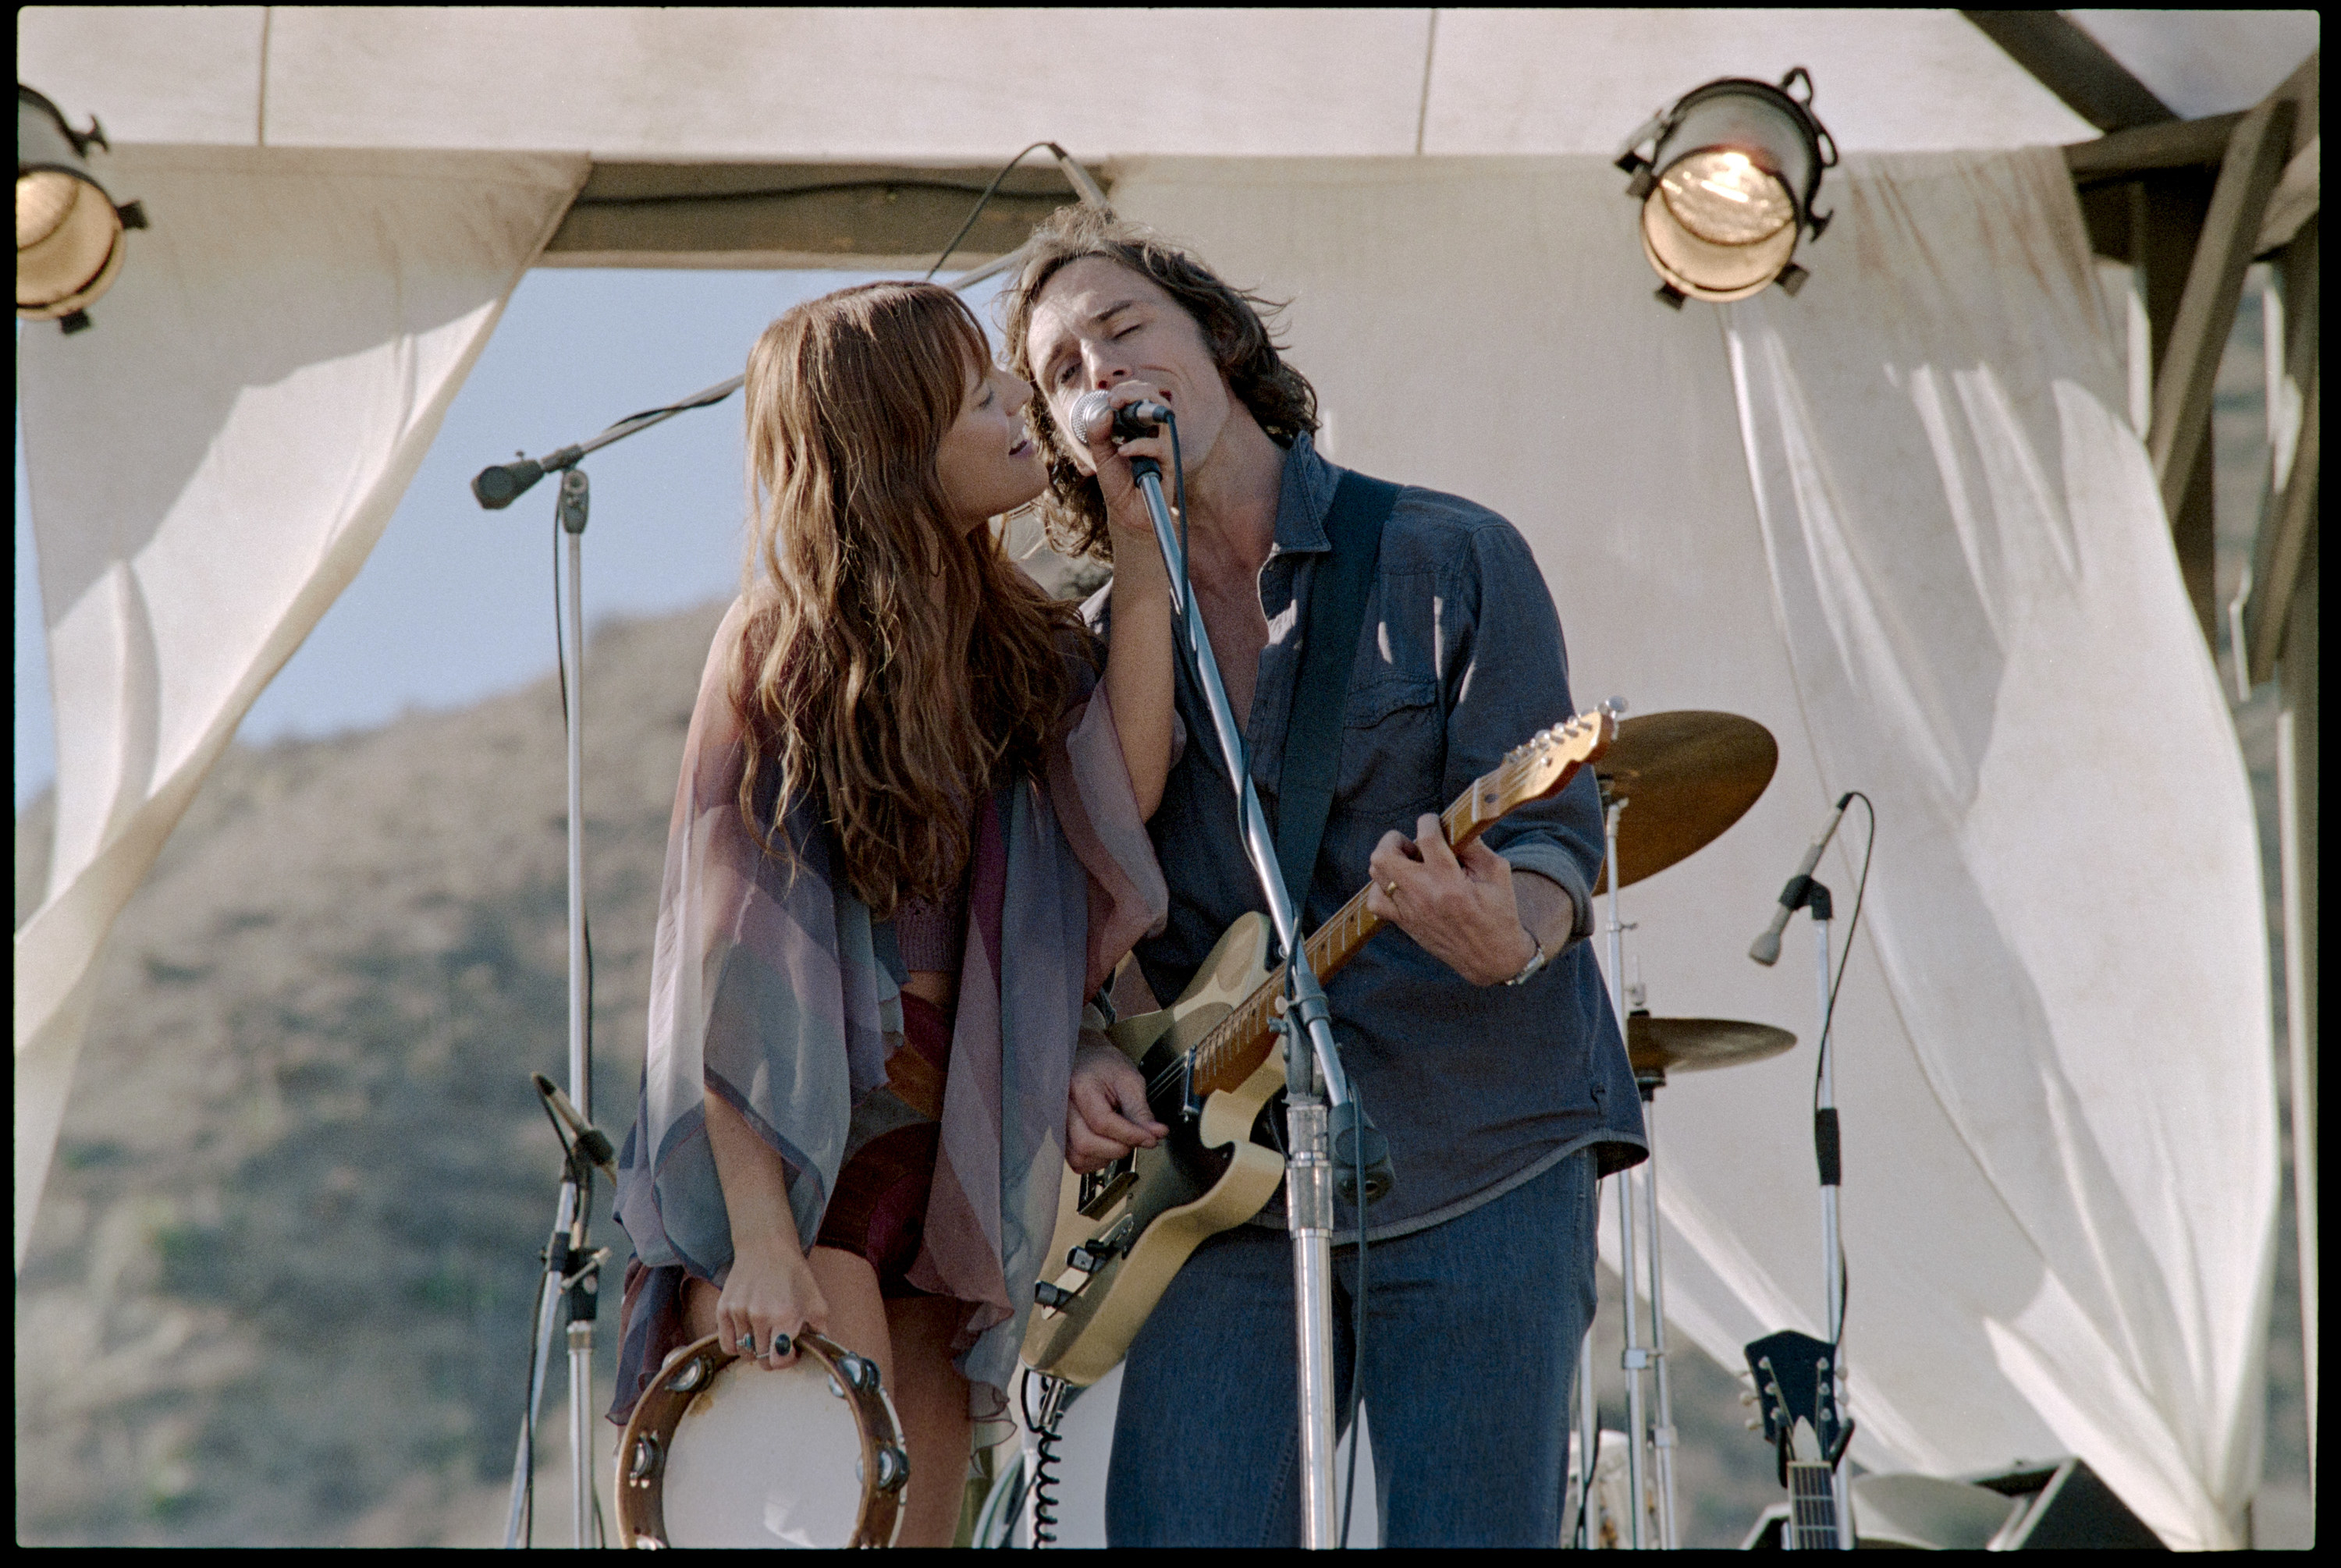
[1126,451,1365,1549]
[474,378,741,1549]
[1779,874,1852,1550]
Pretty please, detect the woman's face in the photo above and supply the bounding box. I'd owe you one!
[934,361,1047,532]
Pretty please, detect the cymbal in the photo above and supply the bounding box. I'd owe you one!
[1592,711,1778,892]
[1627,1015,1796,1078]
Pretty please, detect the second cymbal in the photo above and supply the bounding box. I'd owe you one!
[1627,1015,1796,1078]
[1592,711,1778,892]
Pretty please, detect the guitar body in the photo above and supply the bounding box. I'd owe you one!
[1022,914,1288,1386]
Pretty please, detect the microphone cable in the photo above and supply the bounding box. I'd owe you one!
[1020,1368,1064,1545]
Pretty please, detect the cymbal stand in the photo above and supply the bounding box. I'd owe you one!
[1636,1065,1683,1551]
[1598,798,1652,1548]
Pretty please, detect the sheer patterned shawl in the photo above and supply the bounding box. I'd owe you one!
[613,596,1167,1417]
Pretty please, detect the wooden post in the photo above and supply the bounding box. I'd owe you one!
[2144,98,2297,641]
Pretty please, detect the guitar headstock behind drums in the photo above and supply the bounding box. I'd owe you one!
[1449,704,1618,850]
[1745,1329,1854,1549]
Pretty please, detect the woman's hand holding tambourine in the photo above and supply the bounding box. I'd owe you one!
[716,1243,831,1371]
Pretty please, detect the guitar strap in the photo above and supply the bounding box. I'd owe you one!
[1273,470,1401,921]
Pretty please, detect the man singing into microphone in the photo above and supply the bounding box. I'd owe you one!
[1002,207,1646,1548]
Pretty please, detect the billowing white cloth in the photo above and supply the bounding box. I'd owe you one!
[1103,151,2271,1547]
[13,147,588,1268]
[1721,148,2273,1548]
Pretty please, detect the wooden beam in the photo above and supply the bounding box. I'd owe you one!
[1963,11,2176,133]
[539,161,1103,267]
[2064,112,2243,184]
[2147,97,2297,640]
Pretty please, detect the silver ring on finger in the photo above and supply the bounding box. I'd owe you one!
[737,1332,757,1354]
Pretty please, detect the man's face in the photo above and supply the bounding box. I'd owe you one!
[1024,257,1238,477]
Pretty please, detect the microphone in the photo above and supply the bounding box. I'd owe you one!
[531,1072,618,1180]
[472,444,582,510]
[1749,793,1855,965]
[1069,389,1173,445]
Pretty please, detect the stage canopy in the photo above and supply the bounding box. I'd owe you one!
[16,7,2320,1549]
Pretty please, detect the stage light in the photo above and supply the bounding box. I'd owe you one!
[1616,68,1835,309]
[19,83,147,334]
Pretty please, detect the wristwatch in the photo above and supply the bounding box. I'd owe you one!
[1503,929,1549,987]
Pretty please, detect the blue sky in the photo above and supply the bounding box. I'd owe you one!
[16,265,1018,810]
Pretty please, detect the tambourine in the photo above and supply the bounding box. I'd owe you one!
[616,1330,908,1548]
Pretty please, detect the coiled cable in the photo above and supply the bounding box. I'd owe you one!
[1021,1368,1069,1546]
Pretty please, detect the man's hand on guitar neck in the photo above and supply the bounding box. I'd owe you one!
[1067,1038,1169,1174]
[1366,813,1573,988]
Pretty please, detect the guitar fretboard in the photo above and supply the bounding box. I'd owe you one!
[1185,794,1480,1098]
[1787,1460,1839,1551]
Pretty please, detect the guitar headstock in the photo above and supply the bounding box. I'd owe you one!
[1744,1329,1853,1481]
[1462,706,1617,836]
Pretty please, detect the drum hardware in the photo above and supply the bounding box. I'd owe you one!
[1582,709,1783,1549]
[615,1330,909,1548]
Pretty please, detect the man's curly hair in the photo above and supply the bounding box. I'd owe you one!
[998,206,1319,562]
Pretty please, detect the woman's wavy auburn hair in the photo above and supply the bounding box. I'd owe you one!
[734,281,1089,918]
[999,205,1319,562]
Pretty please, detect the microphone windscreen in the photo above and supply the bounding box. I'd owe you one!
[1069,390,1114,443]
[1749,929,1783,967]
[472,458,543,510]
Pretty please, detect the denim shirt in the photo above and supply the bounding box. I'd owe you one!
[1089,432,1647,1240]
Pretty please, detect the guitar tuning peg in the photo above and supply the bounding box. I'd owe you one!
[1745,1417,1764,1431]
[1739,1390,1759,1406]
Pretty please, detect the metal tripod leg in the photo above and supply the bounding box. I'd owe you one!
[1639,1084,1680,1548]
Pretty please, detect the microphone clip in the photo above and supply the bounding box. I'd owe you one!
[1777,875,1834,922]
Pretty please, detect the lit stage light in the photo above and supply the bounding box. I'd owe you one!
[19,83,147,334]
[1616,68,1836,308]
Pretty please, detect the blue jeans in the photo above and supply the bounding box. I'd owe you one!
[1105,1148,1600,1547]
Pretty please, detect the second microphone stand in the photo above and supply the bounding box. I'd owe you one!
[1125,449,1368,1548]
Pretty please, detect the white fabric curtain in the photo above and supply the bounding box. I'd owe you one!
[14,146,588,1268]
[1101,151,2272,1548]
[1719,148,2274,1548]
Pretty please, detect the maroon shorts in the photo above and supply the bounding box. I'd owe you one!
[812,991,952,1298]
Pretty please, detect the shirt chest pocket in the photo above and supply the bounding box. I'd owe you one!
[1338,674,1446,821]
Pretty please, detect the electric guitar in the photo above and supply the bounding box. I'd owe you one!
[1020,707,1618,1385]
[1745,1329,1855,1550]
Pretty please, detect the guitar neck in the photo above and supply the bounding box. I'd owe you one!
[1187,793,1486,1098]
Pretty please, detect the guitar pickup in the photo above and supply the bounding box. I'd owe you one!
[1078,1158,1139,1219]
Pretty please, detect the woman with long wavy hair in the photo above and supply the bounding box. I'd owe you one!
[608,282,1179,1545]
